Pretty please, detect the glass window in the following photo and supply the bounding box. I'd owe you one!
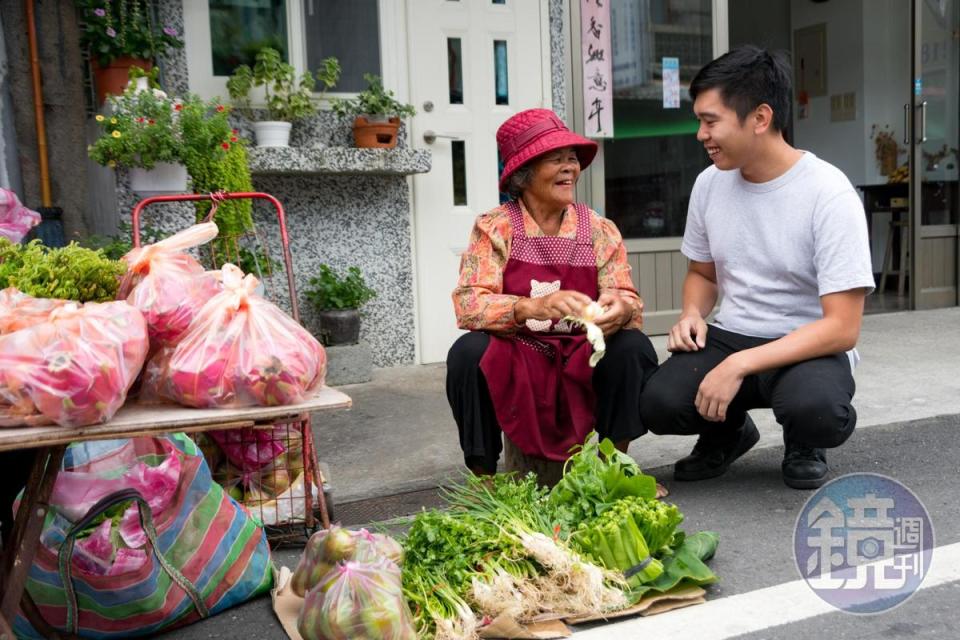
[604,0,713,238]
[494,40,509,105]
[209,0,288,76]
[452,140,468,205]
[304,0,381,93]
[448,38,464,104]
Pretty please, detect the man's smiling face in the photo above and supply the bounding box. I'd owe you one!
[693,88,755,171]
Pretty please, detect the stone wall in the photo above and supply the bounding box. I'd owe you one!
[0,0,90,238]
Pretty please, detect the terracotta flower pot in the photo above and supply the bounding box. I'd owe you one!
[352,115,400,149]
[92,57,152,104]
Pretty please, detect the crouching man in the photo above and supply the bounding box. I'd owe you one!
[639,45,874,489]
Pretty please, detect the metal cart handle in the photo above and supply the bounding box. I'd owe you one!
[130,191,302,323]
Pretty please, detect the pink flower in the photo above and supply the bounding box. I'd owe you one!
[93,8,106,17]
[105,26,116,38]
[163,26,178,37]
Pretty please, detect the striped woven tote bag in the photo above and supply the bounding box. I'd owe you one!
[14,433,273,638]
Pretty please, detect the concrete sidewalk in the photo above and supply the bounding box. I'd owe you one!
[315,308,960,504]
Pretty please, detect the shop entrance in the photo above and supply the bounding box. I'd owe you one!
[729,0,959,313]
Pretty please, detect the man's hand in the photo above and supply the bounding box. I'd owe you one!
[515,290,592,323]
[695,356,746,422]
[593,291,635,336]
[668,312,708,352]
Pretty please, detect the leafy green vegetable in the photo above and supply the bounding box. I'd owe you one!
[0,238,126,302]
[630,531,720,600]
[547,433,658,536]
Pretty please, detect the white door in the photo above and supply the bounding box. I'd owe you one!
[408,0,549,363]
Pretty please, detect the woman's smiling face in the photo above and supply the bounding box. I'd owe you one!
[524,146,581,208]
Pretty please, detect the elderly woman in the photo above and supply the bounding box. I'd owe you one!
[446,108,662,489]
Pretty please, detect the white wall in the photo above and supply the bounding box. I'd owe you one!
[861,0,911,186]
[790,0,866,186]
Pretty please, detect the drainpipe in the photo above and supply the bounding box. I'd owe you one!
[24,0,65,246]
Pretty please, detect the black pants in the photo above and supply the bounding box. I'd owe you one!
[639,325,857,449]
[447,329,659,473]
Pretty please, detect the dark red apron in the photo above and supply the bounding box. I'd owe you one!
[479,201,599,460]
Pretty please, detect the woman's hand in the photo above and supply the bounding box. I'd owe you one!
[594,291,634,336]
[515,290,592,323]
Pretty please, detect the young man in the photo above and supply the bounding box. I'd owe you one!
[639,45,874,489]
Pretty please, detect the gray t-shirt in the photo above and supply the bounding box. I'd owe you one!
[681,152,875,339]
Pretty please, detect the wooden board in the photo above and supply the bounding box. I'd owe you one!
[0,385,352,452]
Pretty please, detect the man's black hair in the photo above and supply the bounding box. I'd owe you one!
[690,45,792,132]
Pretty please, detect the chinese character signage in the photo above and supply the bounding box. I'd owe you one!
[580,0,613,138]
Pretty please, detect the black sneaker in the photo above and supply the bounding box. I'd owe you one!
[781,442,828,489]
[674,415,760,481]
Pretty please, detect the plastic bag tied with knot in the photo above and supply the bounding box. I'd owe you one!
[153,263,326,408]
[118,222,223,348]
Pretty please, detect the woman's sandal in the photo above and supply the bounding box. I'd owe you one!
[655,482,669,500]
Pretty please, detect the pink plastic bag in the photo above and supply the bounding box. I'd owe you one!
[156,264,326,408]
[0,300,149,426]
[118,222,223,348]
[0,188,40,242]
[0,287,68,335]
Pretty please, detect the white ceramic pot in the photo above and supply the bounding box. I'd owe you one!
[129,162,188,195]
[252,121,292,147]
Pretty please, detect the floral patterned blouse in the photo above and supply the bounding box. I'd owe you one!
[452,201,643,333]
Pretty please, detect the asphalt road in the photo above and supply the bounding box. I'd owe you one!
[162,413,960,639]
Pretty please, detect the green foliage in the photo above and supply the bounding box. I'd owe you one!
[88,86,256,258]
[547,434,659,537]
[235,245,280,277]
[227,47,340,122]
[304,264,376,311]
[185,144,255,260]
[89,87,181,169]
[76,0,183,67]
[0,238,126,302]
[330,74,416,119]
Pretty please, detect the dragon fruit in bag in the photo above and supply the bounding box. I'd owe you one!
[161,264,326,408]
[0,301,148,426]
[0,287,68,335]
[118,222,223,348]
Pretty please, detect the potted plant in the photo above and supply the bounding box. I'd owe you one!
[88,79,187,194]
[304,264,376,346]
[331,74,416,149]
[76,0,184,104]
[89,85,257,259]
[227,47,340,147]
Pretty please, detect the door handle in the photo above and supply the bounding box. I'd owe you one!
[423,130,462,144]
[903,103,910,145]
[919,100,928,143]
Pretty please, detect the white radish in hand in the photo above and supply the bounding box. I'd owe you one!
[564,301,607,367]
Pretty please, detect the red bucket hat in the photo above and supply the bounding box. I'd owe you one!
[497,109,598,193]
